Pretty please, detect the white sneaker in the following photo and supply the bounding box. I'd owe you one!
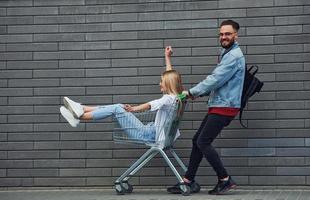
[60,106,80,127]
[63,96,84,118]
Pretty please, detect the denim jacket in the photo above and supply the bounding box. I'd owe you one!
[189,42,245,108]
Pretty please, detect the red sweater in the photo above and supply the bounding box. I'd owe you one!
[208,107,239,117]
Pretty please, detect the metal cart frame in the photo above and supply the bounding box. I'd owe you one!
[113,98,190,195]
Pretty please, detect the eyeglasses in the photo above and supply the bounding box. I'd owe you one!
[219,32,235,37]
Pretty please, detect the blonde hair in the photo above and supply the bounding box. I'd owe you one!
[161,70,183,95]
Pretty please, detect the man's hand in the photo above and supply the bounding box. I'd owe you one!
[182,90,195,100]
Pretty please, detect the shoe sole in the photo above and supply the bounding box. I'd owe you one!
[60,106,78,127]
[216,184,237,195]
[63,97,80,118]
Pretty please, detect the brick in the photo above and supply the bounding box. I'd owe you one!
[112,3,164,13]
[247,44,303,54]
[61,132,111,141]
[275,0,310,6]
[7,42,58,51]
[86,68,137,77]
[60,60,111,69]
[59,41,110,51]
[0,178,33,187]
[34,33,85,42]
[139,11,192,21]
[112,21,164,31]
[34,0,84,6]
[0,16,33,25]
[9,115,59,123]
[34,87,85,96]
[165,19,217,30]
[9,79,59,87]
[277,167,310,175]
[34,123,85,132]
[33,69,84,78]
[7,61,58,70]
[34,159,85,168]
[221,148,275,157]
[250,176,305,185]
[219,0,273,8]
[0,160,33,169]
[87,13,138,23]
[165,1,218,11]
[86,86,138,95]
[61,77,112,87]
[7,7,58,16]
[8,150,59,159]
[34,51,85,60]
[60,168,111,177]
[248,119,304,128]
[34,177,86,186]
[59,5,111,15]
[34,141,85,150]
[277,129,310,138]
[86,31,137,41]
[277,91,310,100]
[249,157,305,166]
[59,23,110,33]
[86,177,115,186]
[276,53,310,63]
[0,70,32,79]
[113,76,158,85]
[8,132,59,141]
[8,169,58,177]
[0,52,32,61]
[34,15,85,24]
[248,138,304,147]
[0,133,7,141]
[86,49,138,59]
[247,6,303,17]
[275,15,310,25]
[0,0,32,7]
[9,97,59,105]
[277,148,310,156]
[0,88,33,97]
[60,150,112,159]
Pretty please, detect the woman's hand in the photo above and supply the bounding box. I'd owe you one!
[124,104,135,112]
[165,46,173,58]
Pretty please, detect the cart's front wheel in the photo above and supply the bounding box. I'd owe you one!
[122,181,133,193]
[115,183,125,195]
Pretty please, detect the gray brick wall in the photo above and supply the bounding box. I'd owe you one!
[0,0,309,188]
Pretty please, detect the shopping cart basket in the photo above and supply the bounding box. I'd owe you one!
[113,96,190,195]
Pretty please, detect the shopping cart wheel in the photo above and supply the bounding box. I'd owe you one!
[121,181,133,193]
[115,182,126,195]
[179,183,191,196]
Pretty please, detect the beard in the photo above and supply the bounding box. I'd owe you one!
[220,38,235,49]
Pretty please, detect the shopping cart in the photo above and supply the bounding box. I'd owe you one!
[113,96,191,195]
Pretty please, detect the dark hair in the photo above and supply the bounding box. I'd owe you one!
[220,20,240,32]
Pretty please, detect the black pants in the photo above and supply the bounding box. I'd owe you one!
[184,114,233,180]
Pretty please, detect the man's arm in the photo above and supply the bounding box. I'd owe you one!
[165,46,173,71]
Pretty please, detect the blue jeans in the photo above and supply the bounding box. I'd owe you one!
[91,104,155,142]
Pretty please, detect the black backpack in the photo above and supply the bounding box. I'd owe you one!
[239,65,264,128]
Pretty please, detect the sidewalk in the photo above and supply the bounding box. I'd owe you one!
[0,188,309,200]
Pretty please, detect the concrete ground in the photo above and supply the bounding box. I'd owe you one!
[0,188,309,200]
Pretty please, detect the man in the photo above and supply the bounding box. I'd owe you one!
[167,20,245,195]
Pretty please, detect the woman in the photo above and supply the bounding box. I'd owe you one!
[60,46,183,144]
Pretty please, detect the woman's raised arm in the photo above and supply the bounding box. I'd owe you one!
[165,46,173,71]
